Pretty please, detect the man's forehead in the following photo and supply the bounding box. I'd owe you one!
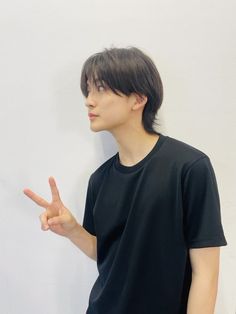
[87,78,100,85]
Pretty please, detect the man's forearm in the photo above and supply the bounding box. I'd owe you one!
[67,223,97,261]
[187,273,219,314]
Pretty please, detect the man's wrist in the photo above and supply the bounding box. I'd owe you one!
[66,222,81,240]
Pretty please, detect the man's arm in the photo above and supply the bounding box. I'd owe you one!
[187,247,220,314]
[67,223,97,261]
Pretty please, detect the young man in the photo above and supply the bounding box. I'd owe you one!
[24,47,227,314]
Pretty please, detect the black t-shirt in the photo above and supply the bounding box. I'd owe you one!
[82,133,227,314]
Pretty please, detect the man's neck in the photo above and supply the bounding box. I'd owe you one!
[114,131,160,167]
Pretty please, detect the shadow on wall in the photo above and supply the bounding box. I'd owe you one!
[96,132,118,164]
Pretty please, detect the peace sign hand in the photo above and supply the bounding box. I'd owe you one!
[23,177,78,237]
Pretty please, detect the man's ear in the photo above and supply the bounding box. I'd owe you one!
[132,93,148,110]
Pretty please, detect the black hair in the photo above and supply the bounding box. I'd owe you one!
[80,46,163,135]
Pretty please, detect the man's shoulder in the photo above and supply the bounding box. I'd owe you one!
[160,134,209,168]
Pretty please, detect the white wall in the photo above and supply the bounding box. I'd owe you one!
[0,0,235,313]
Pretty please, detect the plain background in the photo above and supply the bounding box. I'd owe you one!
[0,0,235,313]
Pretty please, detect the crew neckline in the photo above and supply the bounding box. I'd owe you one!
[114,133,168,173]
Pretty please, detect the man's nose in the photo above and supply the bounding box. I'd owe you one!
[85,93,96,109]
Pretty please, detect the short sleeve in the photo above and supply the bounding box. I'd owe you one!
[82,175,96,236]
[182,156,227,248]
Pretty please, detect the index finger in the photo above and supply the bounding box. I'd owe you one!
[23,188,50,208]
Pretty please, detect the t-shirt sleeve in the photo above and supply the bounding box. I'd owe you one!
[182,156,227,248]
[82,175,96,236]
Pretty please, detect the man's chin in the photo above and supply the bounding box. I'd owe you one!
[90,125,105,132]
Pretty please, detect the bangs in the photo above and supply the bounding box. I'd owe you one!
[80,52,122,97]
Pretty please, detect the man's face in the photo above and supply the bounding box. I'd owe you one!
[85,80,136,133]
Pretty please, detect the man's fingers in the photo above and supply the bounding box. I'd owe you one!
[39,212,49,230]
[23,189,50,208]
[48,215,65,226]
[48,177,62,202]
